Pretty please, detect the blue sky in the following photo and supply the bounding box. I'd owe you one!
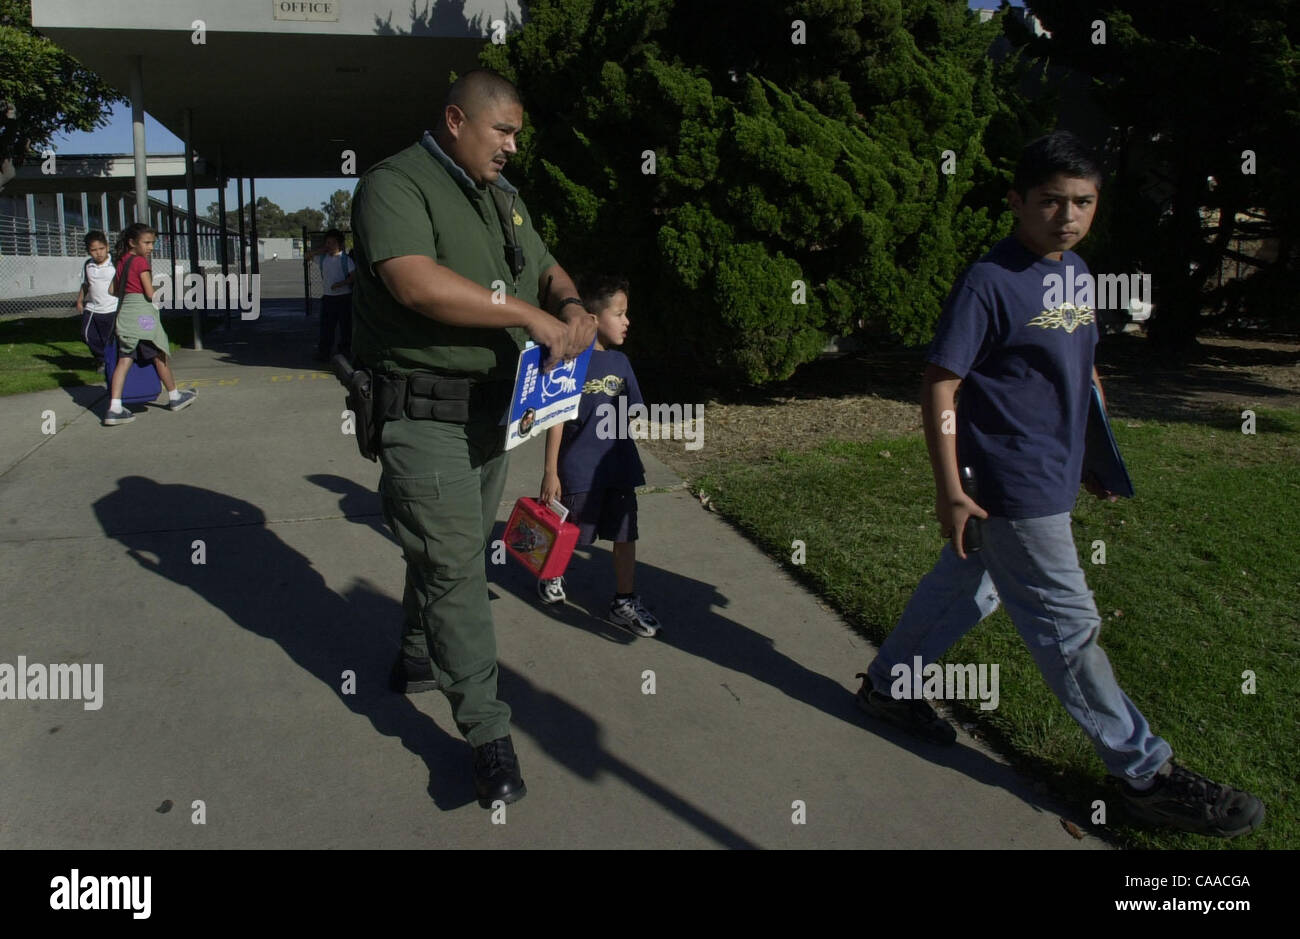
[50,111,349,217]
[49,0,1023,216]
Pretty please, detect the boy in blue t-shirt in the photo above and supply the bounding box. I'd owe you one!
[537,275,661,637]
[855,132,1263,839]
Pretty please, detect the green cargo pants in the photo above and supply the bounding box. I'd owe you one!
[379,405,511,748]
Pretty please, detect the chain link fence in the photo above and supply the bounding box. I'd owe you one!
[0,214,238,321]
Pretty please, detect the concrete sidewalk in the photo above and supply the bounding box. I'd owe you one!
[0,316,1108,849]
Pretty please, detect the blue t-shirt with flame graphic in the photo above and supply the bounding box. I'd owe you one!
[927,236,1099,519]
[557,348,647,495]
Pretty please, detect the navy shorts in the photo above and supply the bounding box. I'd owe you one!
[118,338,162,365]
[560,487,638,546]
[81,311,115,359]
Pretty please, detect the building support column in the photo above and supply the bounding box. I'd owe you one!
[249,176,259,275]
[183,107,203,350]
[236,177,246,275]
[217,150,229,278]
[25,193,37,255]
[129,55,149,225]
[56,192,67,255]
[217,150,230,328]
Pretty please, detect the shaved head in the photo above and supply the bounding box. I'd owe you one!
[444,69,521,119]
[435,69,525,185]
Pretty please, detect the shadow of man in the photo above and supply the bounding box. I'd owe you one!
[91,475,473,809]
[91,476,777,843]
[498,663,760,848]
[306,473,392,545]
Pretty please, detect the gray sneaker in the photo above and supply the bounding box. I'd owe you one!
[854,672,957,745]
[103,407,135,426]
[608,595,660,637]
[168,390,197,412]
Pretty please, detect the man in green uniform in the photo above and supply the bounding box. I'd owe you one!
[351,69,597,808]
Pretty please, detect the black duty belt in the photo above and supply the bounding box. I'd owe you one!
[374,370,511,424]
[332,357,512,462]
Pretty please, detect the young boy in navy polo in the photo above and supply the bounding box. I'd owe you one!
[855,132,1264,838]
[537,274,661,638]
[75,231,116,367]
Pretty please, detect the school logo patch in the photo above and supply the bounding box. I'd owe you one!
[512,210,523,226]
[137,313,156,331]
[583,375,626,396]
[1027,302,1095,334]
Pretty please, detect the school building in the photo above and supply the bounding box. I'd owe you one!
[0,155,225,303]
[6,0,518,336]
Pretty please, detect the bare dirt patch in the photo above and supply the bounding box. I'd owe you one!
[640,332,1300,482]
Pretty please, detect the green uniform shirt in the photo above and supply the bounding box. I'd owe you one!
[351,131,557,380]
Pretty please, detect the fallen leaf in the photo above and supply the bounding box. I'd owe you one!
[1061,818,1084,840]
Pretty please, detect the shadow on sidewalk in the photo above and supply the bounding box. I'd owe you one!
[306,473,391,545]
[92,476,759,845]
[199,299,328,371]
[63,384,107,410]
[492,526,1083,829]
[92,475,470,809]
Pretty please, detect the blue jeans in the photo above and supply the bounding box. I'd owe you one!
[867,512,1171,783]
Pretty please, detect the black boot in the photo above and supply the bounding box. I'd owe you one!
[473,735,526,808]
[390,652,438,694]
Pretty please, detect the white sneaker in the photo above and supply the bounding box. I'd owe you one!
[537,576,566,605]
[608,595,660,637]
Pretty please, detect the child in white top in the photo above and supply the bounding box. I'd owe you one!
[75,231,116,365]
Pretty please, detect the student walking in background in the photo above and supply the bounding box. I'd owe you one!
[76,230,116,368]
[309,229,355,362]
[103,222,198,427]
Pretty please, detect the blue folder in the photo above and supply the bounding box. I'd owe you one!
[1082,383,1135,498]
[504,340,595,451]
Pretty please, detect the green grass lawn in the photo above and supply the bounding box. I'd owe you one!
[697,408,1299,849]
[0,315,197,397]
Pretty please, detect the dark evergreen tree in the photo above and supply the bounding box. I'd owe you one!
[1022,0,1300,353]
[482,0,1022,382]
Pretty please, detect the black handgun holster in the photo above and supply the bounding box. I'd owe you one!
[332,355,385,461]
[334,356,483,461]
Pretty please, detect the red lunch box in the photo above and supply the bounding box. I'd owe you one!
[504,497,579,579]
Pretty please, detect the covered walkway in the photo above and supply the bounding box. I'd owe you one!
[16,0,511,342]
